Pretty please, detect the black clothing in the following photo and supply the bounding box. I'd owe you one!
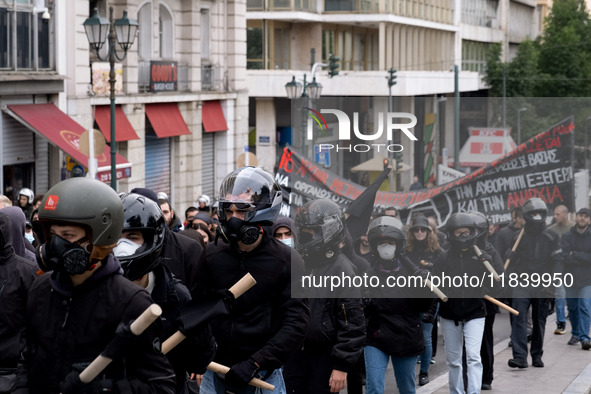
[284,350,335,394]
[161,228,203,296]
[494,222,520,257]
[508,228,562,279]
[364,258,431,357]
[405,241,442,270]
[168,213,183,233]
[301,252,365,372]
[2,206,36,263]
[561,225,591,287]
[150,264,216,393]
[0,213,37,376]
[197,233,309,371]
[13,255,176,394]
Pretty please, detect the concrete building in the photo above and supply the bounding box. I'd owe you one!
[0,0,249,216]
[246,0,538,190]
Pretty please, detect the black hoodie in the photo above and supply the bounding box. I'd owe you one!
[0,212,38,370]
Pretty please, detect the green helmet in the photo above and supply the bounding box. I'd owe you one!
[38,178,124,246]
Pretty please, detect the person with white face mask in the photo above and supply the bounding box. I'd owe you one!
[364,215,432,394]
[271,216,294,248]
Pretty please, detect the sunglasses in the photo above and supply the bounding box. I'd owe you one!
[413,227,428,233]
[219,201,256,212]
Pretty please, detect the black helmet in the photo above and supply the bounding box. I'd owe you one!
[294,199,345,258]
[367,216,405,257]
[446,212,478,249]
[217,167,282,226]
[116,193,166,281]
[217,167,282,245]
[522,198,547,232]
[38,178,123,246]
[470,211,489,247]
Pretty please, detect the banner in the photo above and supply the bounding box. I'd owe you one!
[276,117,575,225]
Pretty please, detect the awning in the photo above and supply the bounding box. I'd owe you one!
[4,103,131,180]
[459,128,517,168]
[145,103,191,137]
[202,100,228,132]
[94,105,140,142]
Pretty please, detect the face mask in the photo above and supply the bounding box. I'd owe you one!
[220,217,261,246]
[114,238,142,258]
[377,244,396,260]
[25,233,35,244]
[531,213,542,221]
[279,238,293,248]
[37,235,91,275]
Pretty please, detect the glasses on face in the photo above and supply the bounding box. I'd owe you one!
[413,227,427,234]
[219,201,256,215]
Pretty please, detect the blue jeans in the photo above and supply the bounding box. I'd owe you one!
[566,285,591,342]
[440,317,485,394]
[555,285,566,324]
[418,315,433,373]
[364,345,416,394]
[200,368,286,394]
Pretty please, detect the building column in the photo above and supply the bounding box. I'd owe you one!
[255,98,277,174]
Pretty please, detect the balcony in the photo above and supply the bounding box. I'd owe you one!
[247,0,317,12]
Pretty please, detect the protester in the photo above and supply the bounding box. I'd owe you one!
[384,206,398,218]
[405,215,442,386]
[159,197,183,232]
[363,215,430,394]
[494,206,524,258]
[410,175,423,191]
[13,178,176,393]
[0,194,12,208]
[197,195,211,213]
[116,192,216,393]
[432,213,491,394]
[0,212,38,393]
[1,206,36,262]
[548,204,573,335]
[561,207,591,349]
[196,167,309,393]
[506,198,562,368]
[285,199,365,394]
[271,216,294,247]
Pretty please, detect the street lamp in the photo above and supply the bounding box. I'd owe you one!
[84,7,138,190]
[285,74,323,158]
[517,107,527,145]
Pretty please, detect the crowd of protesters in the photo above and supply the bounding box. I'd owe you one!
[0,167,589,394]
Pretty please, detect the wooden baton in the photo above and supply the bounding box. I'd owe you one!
[473,245,501,282]
[484,295,519,316]
[161,273,257,354]
[79,304,162,384]
[208,361,275,391]
[504,228,524,270]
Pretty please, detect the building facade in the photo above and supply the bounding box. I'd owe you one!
[0,0,248,216]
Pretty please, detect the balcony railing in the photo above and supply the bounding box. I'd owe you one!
[247,0,316,12]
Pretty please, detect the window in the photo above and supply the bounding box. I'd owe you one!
[246,20,291,70]
[138,3,152,60]
[200,8,210,60]
[247,21,263,69]
[0,1,52,70]
[159,4,173,59]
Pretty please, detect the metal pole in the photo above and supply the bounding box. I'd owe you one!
[502,67,506,130]
[108,6,117,190]
[585,117,591,171]
[517,109,521,145]
[454,64,460,170]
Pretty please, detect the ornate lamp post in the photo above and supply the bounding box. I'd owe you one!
[84,7,138,190]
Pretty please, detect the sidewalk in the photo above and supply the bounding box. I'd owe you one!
[419,315,591,394]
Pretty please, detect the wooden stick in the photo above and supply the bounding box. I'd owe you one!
[208,361,275,391]
[484,295,519,316]
[504,228,524,270]
[473,245,501,282]
[162,273,257,355]
[425,278,448,302]
[79,304,162,384]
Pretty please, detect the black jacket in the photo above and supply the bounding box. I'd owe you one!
[405,241,442,271]
[0,213,38,370]
[509,227,562,277]
[197,233,309,370]
[303,252,365,372]
[13,255,176,394]
[161,228,203,297]
[561,225,591,287]
[150,264,216,393]
[494,222,520,257]
[364,258,431,357]
[432,246,489,322]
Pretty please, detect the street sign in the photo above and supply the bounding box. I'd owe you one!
[314,144,331,167]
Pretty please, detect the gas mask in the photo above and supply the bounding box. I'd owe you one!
[36,235,91,275]
[113,238,142,258]
[218,217,262,246]
[377,243,396,260]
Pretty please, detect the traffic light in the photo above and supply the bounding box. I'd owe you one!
[328,54,340,78]
[394,151,403,170]
[387,68,397,87]
[383,158,390,169]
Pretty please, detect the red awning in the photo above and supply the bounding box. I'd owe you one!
[202,100,228,132]
[5,103,131,175]
[94,105,140,142]
[145,103,191,137]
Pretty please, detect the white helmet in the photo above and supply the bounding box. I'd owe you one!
[19,188,34,203]
[197,195,210,206]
